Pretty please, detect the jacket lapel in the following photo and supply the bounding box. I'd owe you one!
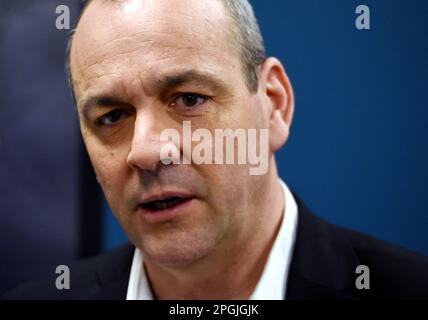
[91,244,134,300]
[286,195,361,299]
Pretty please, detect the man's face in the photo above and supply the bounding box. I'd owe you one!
[71,0,275,266]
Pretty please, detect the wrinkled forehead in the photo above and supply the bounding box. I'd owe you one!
[70,0,241,100]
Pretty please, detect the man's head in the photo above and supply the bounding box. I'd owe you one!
[69,0,294,267]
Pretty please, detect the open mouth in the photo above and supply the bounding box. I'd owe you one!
[140,197,190,212]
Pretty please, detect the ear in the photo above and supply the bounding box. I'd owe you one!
[258,57,295,152]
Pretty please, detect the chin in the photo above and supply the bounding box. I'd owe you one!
[137,229,219,268]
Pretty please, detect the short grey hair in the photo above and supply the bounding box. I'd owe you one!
[66,0,266,99]
[219,0,266,92]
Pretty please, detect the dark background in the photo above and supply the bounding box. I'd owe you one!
[1,0,427,294]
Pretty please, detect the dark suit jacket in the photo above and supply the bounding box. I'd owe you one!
[3,196,428,299]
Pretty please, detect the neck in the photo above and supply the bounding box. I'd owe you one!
[144,169,285,299]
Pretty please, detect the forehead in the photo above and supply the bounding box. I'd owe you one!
[70,0,242,101]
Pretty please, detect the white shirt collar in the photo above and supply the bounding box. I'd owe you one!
[126,179,298,300]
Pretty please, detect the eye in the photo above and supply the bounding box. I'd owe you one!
[96,109,131,127]
[171,93,207,111]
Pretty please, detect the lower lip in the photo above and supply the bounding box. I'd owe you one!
[138,198,194,224]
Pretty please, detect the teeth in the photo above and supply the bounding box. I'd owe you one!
[153,202,169,210]
[146,197,185,211]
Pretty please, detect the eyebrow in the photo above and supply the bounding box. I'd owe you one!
[80,96,131,119]
[154,70,229,94]
[79,70,229,116]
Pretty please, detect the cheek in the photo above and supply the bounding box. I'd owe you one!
[85,137,130,208]
[228,97,266,130]
[197,161,247,214]
[248,98,269,129]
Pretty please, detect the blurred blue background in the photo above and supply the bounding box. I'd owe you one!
[1,0,427,293]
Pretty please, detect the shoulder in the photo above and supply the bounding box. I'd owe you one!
[291,194,428,299]
[2,243,134,300]
[336,224,428,298]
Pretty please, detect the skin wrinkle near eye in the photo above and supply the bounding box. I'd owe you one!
[98,108,134,127]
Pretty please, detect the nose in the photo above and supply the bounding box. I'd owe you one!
[126,111,174,172]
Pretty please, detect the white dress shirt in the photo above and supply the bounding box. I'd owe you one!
[126,179,299,300]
